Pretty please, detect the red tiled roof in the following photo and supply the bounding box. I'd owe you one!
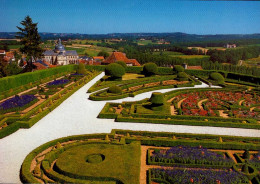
[6,52,14,58]
[33,63,47,70]
[128,59,141,66]
[187,66,203,70]
[103,52,140,66]
[93,56,104,60]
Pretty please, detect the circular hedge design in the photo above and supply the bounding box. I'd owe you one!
[20,135,140,184]
[86,154,105,163]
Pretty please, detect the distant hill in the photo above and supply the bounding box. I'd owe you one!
[0,32,260,43]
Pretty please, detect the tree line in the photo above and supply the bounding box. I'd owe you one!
[202,60,260,76]
[207,46,260,64]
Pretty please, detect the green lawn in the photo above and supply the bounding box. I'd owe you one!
[243,56,260,68]
[65,45,113,56]
[55,142,141,184]
[136,40,155,45]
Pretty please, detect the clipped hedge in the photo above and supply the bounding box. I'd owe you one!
[0,71,101,138]
[210,72,225,84]
[105,63,125,78]
[0,65,77,93]
[116,115,260,129]
[107,85,122,94]
[142,63,158,76]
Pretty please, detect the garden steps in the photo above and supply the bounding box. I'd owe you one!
[198,98,208,110]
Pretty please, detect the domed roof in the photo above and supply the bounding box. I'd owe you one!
[54,38,65,52]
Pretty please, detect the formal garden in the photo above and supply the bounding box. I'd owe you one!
[20,129,260,184]
[0,63,259,183]
[0,64,101,138]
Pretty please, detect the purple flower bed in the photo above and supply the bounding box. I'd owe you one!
[0,95,37,112]
[47,79,69,87]
[248,151,260,169]
[151,146,233,166]
[70,73,83,76]
[151,168,249,184]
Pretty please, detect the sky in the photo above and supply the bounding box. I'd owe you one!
[0,0,260,35]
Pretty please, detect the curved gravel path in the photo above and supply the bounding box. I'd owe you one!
[0,72,259,183]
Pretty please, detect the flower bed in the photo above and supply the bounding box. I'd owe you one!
[150,146,233,166]
[150,168,249,184]
[47,79,70,88]
[172,90,259,119]
[0,95,37,113]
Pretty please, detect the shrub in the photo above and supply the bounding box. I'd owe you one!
[115,61,127,69]
[210,72,225,84]
[108,85,122,94]
[173,65,184,73]
[142,62,158,76]
[177,72,189,81]
[105,63,125,78]
[149,92,164,105]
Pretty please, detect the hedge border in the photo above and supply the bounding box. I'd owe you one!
[20,129,260,183]
[0,71,101,139]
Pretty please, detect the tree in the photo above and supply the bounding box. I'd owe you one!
[16,15,43,72]
[105,63,125,79]
[97,51,109,58]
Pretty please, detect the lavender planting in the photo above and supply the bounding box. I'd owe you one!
[47,79,69,87]
[151,168,249,184]
[248,151,260,169]
[0,95,37,113]
[150,146,234,166]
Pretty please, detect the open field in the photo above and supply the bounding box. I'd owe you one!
[243,56,260,68]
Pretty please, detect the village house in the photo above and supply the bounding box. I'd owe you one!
[224,44,236,48]
[102,51,140,66]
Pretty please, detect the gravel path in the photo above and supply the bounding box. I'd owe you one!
[0,72,259,183]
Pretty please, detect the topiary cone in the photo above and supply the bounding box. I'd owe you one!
[38,108,42,113]
[218,137,223,143]
[172,136,176,140]
[56,142,62,149]
[105,134,109,141]
[126,133,130,137]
